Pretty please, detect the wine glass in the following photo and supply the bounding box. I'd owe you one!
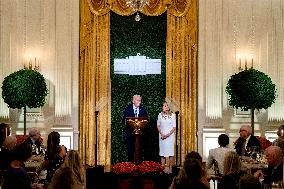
[246,147,252,158]
[32,144,37,154]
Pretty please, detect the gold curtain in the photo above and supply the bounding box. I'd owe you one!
[80,0,111,169]
[79,0,197,169]
[166,2,198,164]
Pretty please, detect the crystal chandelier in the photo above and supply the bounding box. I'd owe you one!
[126,0,150,21]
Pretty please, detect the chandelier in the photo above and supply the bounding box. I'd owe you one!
[126,0,150,21]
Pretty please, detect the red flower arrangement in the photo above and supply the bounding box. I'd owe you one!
[136,161,164,175]
[16,135,44,144]
[112,162,137,175]
[16,135,28,144]
[256,136,272,150]
[112,161,164,176]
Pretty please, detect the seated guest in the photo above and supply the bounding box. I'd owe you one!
[0,123,10,148]
[49,150,85,189]
[2,142,33,189]
[184,151,209,188]
[169,158,209,189]
[24,127,42,154]
[254,146,283,184]
[185,151,203,162]
[0,135,17,170]
[235,125,260,156]
[39,131,66,183]
[219,151,245,189]
[272,125,284,146]
[238,174,261,189]
[207,134,234,175]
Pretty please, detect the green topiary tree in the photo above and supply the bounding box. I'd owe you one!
[226,68,277,134]
[2,69,48,135]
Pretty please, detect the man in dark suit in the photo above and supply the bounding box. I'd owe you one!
[235,125,260,156]
[123,95,148,162]
[254,146,283,184]
[24,127,42,155]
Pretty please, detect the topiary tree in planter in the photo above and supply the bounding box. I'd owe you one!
[1,69,48,135]
[226,68,277,134]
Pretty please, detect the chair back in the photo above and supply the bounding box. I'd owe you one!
[212,159,221,176]
[27,171,39,183]
[0,169,7,187]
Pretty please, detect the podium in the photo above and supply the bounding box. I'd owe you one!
[126,117,148,164]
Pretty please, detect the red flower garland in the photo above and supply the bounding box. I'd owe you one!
[112,162,137,174]
[16,135,28,144]
[112,161,164,175]
[15,135,44,144]
[256,136,272,150]
[136,161,164,175]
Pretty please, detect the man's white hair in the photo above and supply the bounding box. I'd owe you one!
[29,127,40,137]
[241,125,252,134]
[132,95,141,100]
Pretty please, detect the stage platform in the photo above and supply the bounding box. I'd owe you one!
[86,168,175,189]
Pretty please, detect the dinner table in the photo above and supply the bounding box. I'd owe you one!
[240,156,268,174]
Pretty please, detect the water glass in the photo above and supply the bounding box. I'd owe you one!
[261,183,270,189]
[271,181,283,189]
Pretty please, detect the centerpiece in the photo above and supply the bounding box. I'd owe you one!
[2,69,48,136]
[226,68,277,134]
[112,161,164,189]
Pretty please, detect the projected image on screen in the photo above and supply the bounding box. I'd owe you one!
[114,53,161,75]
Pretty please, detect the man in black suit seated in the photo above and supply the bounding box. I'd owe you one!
[254,146,283,184]
[24,127,42,155]
[123,95,148,162]
[235,125,260,156]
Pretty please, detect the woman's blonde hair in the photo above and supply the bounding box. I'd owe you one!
[162,102,173,116]
[62,150,85,184]
[223,151,241,175]
[3,135,17,150]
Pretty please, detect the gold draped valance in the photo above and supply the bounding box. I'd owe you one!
[80,0,197,169]
[86,0,192,16]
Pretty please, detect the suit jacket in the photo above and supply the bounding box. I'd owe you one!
[235,135,260,156]
[123,104,148,125]
[264,163,283,184]
[24,137,41,148]
[23,137,42,155]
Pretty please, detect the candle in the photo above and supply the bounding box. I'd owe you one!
[29,59,32,69]
[251,58,254,68]
[239,58,241,70]
[245,58,247,69]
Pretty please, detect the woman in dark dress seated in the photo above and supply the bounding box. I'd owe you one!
[219,151,245,189]
[38,131,67,183]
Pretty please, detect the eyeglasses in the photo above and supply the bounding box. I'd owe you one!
[239,129,247,132]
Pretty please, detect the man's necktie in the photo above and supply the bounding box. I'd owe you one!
[134,108,138,117]
[241,139,246,156]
